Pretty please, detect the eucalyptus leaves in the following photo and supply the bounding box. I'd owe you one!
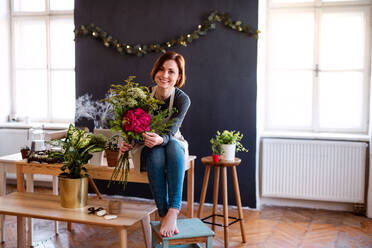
[74,11,260,57]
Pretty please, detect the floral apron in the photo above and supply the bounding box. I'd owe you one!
[129,86,189,172]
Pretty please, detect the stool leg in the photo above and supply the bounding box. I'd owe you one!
[212,167,220,231]
[206,236,213,248]
[231,166,246,243]
[151,229,157,248]
[222,166,229,248]
[197,165,211,218]
[162,240,169,248]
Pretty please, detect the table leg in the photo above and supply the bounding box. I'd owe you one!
[17,216,26,248]
[141,215,151,248]
[212,167,220,231]
[119,228,127,248]
[222,166,229,248]
[197,165,210,218]
[16,164,25,192]
[231,166,246,243]
[0,164,6,195]
[16,164,26,247]
[187,159,194,218]
[0,165,6,243]
[26,174,34,247]
[53,176,59,235]
[67,222,73,232]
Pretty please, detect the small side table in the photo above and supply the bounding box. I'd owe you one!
[197,156,246,248]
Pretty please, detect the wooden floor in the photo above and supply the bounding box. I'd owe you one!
[1,185,372,248]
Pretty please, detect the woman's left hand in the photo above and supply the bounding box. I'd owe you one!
[143,132,164,148]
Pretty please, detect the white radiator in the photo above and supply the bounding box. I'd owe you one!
[261,138,368,203]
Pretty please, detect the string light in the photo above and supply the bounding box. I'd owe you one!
[75,11,260,57]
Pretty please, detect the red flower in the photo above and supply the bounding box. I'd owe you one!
[122,108,151,134]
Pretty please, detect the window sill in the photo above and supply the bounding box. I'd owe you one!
[0,122,69,130]
[260,131,370,142]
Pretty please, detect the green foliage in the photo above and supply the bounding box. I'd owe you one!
[210,130,249,153]
[49,124,106,178]
[74,11,260,57]
[210,137,223,155]
[105,135,120,151]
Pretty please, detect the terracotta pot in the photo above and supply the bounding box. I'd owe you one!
[105,149,119,167]
[212,154,220,163]
[20,149,30,159]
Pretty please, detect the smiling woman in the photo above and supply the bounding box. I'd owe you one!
[120,51,191,238]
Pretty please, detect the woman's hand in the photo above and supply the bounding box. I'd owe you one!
[143,132,164,148]
[119,141,133,154]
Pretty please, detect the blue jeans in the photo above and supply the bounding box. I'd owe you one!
[141,138,185,217]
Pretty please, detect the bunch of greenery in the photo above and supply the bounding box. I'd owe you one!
[105,135,120,151]
[103,76,176,189]
[49,124,106,179]
[210,130,249,154]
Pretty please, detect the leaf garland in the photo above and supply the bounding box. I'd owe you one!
[74,11,260,57]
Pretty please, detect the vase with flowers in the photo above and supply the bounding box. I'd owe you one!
[103,76,176,189]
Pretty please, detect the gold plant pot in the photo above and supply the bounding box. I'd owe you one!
[59,176,89,208]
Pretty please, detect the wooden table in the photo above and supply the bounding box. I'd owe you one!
[15,155,196,217]
[14,156,196,246]
[0,153,22,243]
[0,192,157,248]
[197,156,246,248]
[0,153,59,245]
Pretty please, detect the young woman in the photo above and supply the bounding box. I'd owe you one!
[120,51,190,237]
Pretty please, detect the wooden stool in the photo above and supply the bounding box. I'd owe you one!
[151,218,214,248]
[197,156,246,248]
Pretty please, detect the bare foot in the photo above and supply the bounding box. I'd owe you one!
[159,208,179,237]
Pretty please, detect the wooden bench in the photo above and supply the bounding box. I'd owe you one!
[0,192,157,248]
[14,156,196,246]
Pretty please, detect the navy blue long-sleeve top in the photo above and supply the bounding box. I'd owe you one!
[157,87,190,145]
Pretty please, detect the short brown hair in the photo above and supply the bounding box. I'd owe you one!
[150,51,186,88]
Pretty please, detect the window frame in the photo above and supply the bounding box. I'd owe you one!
[263,0,372,134]
[9,0,74,123]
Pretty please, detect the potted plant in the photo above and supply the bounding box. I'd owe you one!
[211,130,248,161]
[49,124,106,208]
[210,137,222,163]
[105,135,120,167]
[20,145,30,159]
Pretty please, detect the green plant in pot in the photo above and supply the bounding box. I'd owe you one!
[211,130,248,162]
[105,135,120,167]
[49,124,106,208]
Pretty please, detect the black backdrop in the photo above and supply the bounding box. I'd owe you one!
[75,0,258,208]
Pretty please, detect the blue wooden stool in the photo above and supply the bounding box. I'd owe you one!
[150,218,214,248]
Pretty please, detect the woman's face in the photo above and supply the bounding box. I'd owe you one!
[154,60,180,90]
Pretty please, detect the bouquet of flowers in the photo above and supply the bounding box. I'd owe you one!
[104,76,175,188]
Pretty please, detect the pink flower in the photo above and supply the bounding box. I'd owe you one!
[122,108,151,134]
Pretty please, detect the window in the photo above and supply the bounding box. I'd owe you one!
[10,0,75,123]
[263,0,371,134]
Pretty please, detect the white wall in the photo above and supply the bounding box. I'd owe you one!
[0,0,11,122]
